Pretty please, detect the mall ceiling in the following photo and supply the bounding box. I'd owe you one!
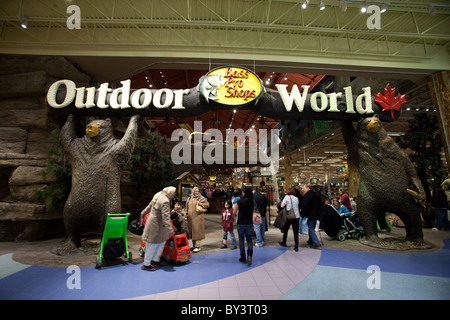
[0,0,448,79]
[0,0,448,182]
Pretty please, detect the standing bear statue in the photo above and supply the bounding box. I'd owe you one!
[52,114,139,255]
[343,114,430,249]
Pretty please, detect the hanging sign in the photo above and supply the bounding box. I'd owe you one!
[196,67,265,105]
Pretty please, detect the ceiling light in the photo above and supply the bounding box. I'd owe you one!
[380,5,387,13]
[361,2,368,13]
[302,0,309,9]
[387,132,405,137]
[20,16,27,29]
[319,0,325,10]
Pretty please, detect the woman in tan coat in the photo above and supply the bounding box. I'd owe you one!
[186,187,210,253]
[140,186,175,271]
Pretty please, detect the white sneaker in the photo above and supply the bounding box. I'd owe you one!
[192,247,201,253]
[431,227,439,231]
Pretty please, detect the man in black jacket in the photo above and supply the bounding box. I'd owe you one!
[301,184,322,249]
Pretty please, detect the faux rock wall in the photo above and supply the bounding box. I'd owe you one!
[0,55,90,241]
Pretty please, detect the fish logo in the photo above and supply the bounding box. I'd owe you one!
[196,74,226,103]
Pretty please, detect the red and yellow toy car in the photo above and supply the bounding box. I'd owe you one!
[138,220,190,265]
[162,233,191,264]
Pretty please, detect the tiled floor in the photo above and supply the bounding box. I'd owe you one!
[131,246,321,300]
[1,239,449,300]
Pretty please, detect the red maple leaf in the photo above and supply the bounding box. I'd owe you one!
[374,84,406,119]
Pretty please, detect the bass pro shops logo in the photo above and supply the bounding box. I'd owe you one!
[197,67,265,106]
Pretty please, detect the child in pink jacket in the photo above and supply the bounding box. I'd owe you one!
[221,200,237,249]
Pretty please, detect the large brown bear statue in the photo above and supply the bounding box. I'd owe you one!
[343,115,429,248]
[52,114,139,255]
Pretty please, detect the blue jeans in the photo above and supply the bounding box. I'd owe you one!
[254,216,266,246]
[237,224,253,255]
[299,217,308,234]
[223,230,237,247]
[435,208,449,230]
[307,219,320,247]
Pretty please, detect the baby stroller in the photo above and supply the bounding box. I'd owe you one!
[96,213,132,269]
[320,205,363,241]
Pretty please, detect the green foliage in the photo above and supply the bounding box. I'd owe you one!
[128,133,175,195]
[397,112,446,182]
[36,129,72,213]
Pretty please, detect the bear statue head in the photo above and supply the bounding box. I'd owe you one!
[355,114,389,147]
[357,114,384,138]
[364,114,381,134]
[85,118,113,139]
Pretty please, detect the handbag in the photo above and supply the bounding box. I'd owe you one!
[286,196,296,221]
[196,202,208,213]
[128,217,144,235]
[274,207,287,230]
[252,200,262,224]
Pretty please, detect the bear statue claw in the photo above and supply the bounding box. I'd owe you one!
[50,240,77,256]
[361,235,432,250]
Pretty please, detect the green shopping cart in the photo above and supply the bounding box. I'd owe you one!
[95,213,132,269]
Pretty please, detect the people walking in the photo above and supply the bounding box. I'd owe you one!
[301,184,322,249]
[233,187,254,266]
[278,187,300,251]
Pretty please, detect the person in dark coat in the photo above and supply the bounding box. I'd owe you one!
[233,188,254,266]
[301,184,322,249]
[253,188,267,247]
[431,180,449,231]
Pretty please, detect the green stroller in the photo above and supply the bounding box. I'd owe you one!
[95,213,132,269]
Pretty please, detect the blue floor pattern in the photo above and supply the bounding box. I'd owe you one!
[1,239,449,300]
[0,246,288,300]
[281,238,450,300]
